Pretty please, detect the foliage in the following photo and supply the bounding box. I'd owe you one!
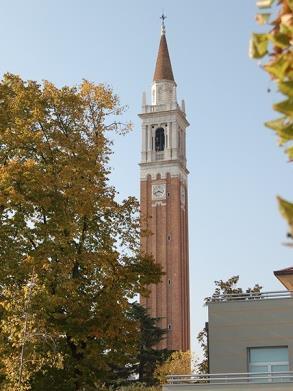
[105,303,170,387]
[250,0,293,241]
[154,351,196,384]
[128,303,170,385]
[197,276,262,373]
[196,324,208,374]
[206,275,262,302]
[0,74,162,390]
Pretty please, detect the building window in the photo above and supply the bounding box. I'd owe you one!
[248,347,289,383]
[168,324,172,330]
[155,127,165,151]
[168,279,171,285]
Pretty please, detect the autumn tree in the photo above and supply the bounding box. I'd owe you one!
[250,0,293,244]
[196,276,262,373]
[0,74,162,390]
[154,350,196,385]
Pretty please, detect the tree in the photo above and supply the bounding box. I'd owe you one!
[0,74,162,390]
[196,276,262,373]
[196,324,209,375]
[104,302,170,387]
[129,302,170,385]
[250,0,293,244]
[154,350,196,385]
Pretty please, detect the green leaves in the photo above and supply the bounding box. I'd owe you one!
[286,145,293,160]
[264,55,291,80]
[278,197,293,235]
[278,197,293,222]
[265,117,293,145]
[270,32,291,49]
[279,81,293,97]
[251,0,293,243]
[123,303,168,386]
[249,33,269,58]
[274,98,293,118]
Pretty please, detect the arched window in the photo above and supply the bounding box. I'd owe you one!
[155,127,165,151]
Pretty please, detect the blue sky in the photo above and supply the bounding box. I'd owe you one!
[1,0,292,353]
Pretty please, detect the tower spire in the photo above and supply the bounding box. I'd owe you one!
[160,13,166,35]
[153,15,175,82]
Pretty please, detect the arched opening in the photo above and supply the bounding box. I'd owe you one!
[155,127,165,151]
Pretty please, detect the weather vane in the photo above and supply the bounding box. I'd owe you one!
[160,12,167,34]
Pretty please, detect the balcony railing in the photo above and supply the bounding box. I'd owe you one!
[206,290,293,303]
[143,103,181,113]
[167,371,293,385]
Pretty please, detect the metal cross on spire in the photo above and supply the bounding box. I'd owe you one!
[160,12,167,35]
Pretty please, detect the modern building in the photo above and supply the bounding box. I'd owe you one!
[139,16,190,351]
[164,267,293,390]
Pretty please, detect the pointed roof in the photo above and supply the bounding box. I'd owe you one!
[274,267,293,276]
[274,267,293,291]
[153,31,175,82]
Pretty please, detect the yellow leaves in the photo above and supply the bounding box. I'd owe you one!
[23,159,37,169]
[256,13,271,25]
[265,117,293,146]
[286,145,293,160]
[278,196,293,233]
[251,1,293,74]
[80,80,117,111]
[249,33,269,58]
[273,98,293,118]
[263,53,292,81]
[280,13,293,28]
[279,81,293,97]
[251,1,293,239]
[0,277,64,389]
[278,196,293,246]
[0,73,162,388]
[256,0,276,8]
[270,31,291,49]
[154,350,197,384]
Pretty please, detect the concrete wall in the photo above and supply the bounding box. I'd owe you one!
[208,298,293,374]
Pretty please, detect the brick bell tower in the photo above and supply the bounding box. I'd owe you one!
[139,16,190,351]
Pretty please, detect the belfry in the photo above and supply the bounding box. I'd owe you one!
[139,16,190,351]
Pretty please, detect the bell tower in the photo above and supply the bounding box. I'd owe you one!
[139,16,190,351]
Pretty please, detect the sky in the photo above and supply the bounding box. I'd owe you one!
[1,0,292,354]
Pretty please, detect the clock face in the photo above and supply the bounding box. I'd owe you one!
[152,184,166,200]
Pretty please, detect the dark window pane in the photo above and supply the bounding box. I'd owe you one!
[155,127,165,151]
